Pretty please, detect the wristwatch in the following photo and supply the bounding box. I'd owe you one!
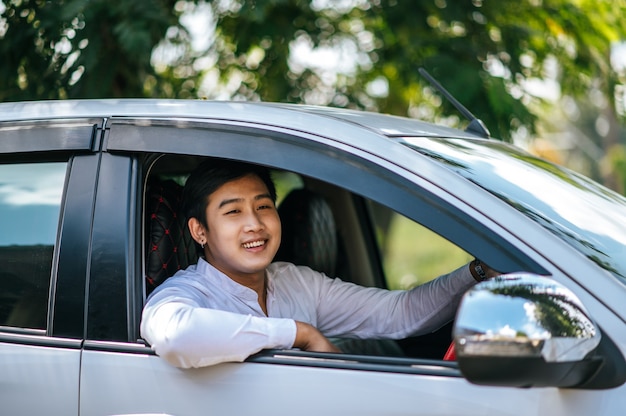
[472,259,488,282]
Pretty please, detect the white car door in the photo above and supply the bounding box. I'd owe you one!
[78,117,626,415]
[0,339,81,415]
[78,333,626,416]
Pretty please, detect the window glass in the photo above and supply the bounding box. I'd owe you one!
[0,162,67,330]
[367,200,472,290]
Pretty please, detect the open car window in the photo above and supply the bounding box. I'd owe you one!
[142,155,474,361]
[366,199,472,290]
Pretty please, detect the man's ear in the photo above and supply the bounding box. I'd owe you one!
[188,217,207,246]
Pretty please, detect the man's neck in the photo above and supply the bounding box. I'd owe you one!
[238,274,267,316]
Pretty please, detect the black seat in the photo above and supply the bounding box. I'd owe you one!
[275,188,338,276]
[145,178,197,296]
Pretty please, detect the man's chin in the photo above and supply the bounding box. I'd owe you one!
[241,259,273,274]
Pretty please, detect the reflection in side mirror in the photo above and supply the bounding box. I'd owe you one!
[455,273,600,362]
[453,273,605,388]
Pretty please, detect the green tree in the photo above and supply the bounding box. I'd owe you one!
[210,0,626,142]
[2,0,625,144]
[0,0,188,100]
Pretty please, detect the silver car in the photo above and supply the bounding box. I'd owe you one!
[1,99,625,415]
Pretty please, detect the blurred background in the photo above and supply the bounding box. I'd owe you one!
[1,0,625,191]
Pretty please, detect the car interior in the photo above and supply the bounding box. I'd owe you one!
[143,154,459,360]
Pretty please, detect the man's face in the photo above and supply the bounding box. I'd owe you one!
[203,173,281,282]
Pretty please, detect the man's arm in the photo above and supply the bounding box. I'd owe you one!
[141,300,296,368]
[141,299,340,368]
[313,263,477,339]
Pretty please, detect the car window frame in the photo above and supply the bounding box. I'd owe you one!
[95,118,551,375]
[0,118,99,155]
[0,118,101,346]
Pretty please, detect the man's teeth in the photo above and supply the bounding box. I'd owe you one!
[242,240,265,249]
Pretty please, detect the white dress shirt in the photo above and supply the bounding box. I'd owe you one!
[140,258,475,368]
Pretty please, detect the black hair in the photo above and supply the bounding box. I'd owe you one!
[181,158,277,229]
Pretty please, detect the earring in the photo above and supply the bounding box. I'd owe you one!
[201,241,205,249]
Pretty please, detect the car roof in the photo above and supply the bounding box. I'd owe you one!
[0,99,481,140]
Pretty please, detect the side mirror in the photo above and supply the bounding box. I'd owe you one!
[453,273,624,389]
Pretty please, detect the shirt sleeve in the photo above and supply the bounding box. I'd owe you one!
[313,263,476,339]
[140,290,297,368]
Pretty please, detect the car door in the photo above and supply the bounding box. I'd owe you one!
[78,115,626,415]
[0,119,100,415]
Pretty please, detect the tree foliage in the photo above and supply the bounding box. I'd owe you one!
[0,0,185,100]
[211,0,626,141]
[1,0,625,144]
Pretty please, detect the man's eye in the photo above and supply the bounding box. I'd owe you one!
[225,209,240,215]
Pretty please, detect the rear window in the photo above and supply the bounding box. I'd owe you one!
[0,162,67,330]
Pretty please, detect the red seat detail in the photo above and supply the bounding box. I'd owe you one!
[443,342,456,361]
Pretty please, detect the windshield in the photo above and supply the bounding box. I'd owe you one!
[402,137,626,281]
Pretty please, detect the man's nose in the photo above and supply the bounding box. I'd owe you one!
[243,209,263,231]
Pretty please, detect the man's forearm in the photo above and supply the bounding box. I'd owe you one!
[141,302,296,368]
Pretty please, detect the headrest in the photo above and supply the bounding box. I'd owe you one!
[145,178,197,295]
[275,188,338,277]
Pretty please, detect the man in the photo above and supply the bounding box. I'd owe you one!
[140,159,497,368]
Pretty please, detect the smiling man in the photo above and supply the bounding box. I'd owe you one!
[140,159,496,368]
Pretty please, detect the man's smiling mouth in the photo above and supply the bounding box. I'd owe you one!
[242,240,266,249]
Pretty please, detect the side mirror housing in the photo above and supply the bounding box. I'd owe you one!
[453,273,625,389]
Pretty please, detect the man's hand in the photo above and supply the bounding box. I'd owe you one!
[470,259,500,282]
[294,321,341,353]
